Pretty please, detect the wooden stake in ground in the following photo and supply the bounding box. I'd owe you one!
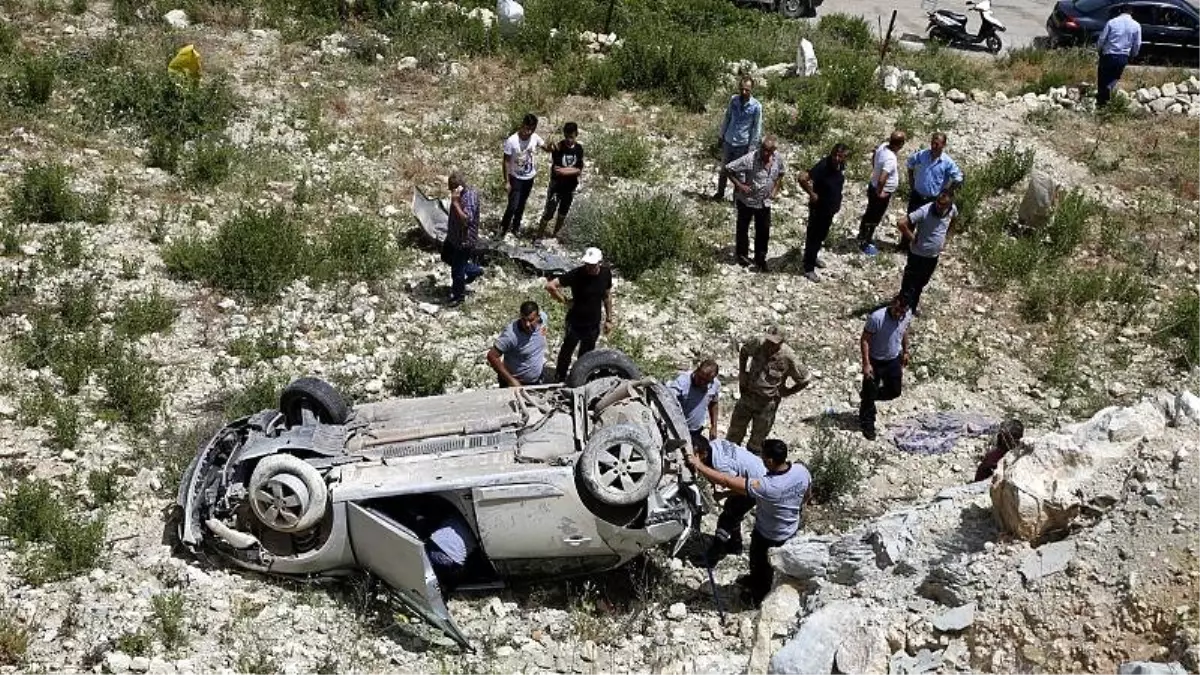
[878,9,899,74]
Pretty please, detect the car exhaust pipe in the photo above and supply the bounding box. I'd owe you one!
[205,518,261,550]
[594,377,657,414]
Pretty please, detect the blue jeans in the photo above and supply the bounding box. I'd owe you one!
[1096,53,1129,106]
[500,177,535,235]
[444,241,482,301]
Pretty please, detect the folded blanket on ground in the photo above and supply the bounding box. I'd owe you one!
[890,411,998,455]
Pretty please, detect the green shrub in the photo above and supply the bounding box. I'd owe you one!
[893,42,991,92]
[806,421,865,504]
[69,0,88,14]
[115,631,151,657]
[99,343,161,427]
[151,592,188,652]
[185,208,309,300]
[1044,189,1099,258]
[976,141,1035,191]
[767,91,833,144]
[314,215,400,283]
[6,53,56,107]
[47,227,85,269]
[0,22,18,58]
[228,326,291,365]
[592,132,652,178]
[51,335,104,395]
[593,195,691,280]
[57,280,100,331]
[8,163,80,224]
[818,48,880,109]
[49,399,81,451]
[0,479,64,545]
[816,13,874,49]
[389,349,454,397]
[91,67,238,149]
[87,465,121,506]
[20,515,105,585]
[223,376,284,419]
[0,614,28,666]
[113,289,177,338]
[147,133,182,172]
[183,137,236,186]
[161,236,213,281]
[1158,290,1199,368]
[611,31,722,111]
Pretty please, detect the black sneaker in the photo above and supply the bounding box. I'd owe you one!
[863,427,877,441]
[736,255,752,267]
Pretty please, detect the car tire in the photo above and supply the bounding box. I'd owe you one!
[279,377,349,427]
[577,423,663,507]
[248,454,328,533]
[565,349,642,388]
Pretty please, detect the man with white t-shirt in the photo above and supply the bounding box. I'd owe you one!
[500,113,546,238]
[857,130,906,256]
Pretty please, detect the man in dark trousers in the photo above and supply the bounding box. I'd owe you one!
[857,130,906,256]
[691,434,765,563]
[689,438,811,607]
[1095,6,1141,107]
[859,293,913,441]
[724,136,785,272]
[797,143,848,282]
[442,170,483,307]
[545,247,614,381]
[897,189,958,314]
[538,121,585,237]
[904,132,963,248]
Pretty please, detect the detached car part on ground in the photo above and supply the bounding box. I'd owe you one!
[176,350,702,648]
[411,187,579,277]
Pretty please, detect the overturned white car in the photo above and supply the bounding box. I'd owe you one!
[175,350,702,647]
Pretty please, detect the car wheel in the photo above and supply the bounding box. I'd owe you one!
[565,349,642,388]
[985,35,1003,54]
[279,377,349,427]
[577,423,663,507]
[248,454,328,533]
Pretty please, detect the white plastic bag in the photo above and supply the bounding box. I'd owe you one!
[797,38,818,77]
[497,0,524,35]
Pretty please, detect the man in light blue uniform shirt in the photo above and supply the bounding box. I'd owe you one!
[898,190,958,314]
[689,438,810,607]
[712,76,763,202]
[667,360,721,439]
[1095,6,1142,107]
[487,300,549,387]
[690,434,765,563]
[858,293,913,441]
[905,132,963,247]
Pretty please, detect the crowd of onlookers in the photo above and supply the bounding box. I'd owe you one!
[437,75,1008,606]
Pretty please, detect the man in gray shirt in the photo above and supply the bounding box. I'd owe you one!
[667,360,720,439]
[724,136,785,272]
[859,293,913,441]
[689,438,810,607]
[897,190,957,314]
[487,300,549,387]
[691,434,765,563]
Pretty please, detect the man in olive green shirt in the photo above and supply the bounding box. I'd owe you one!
[728,325,811,453]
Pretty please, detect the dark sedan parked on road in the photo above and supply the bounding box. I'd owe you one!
[1046,0,1200,62]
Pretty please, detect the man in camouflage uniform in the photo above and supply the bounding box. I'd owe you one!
[728,325,810,453]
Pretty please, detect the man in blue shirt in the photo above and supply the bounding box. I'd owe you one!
[712,77,763,202]
[1095,6,1142,107]
[667,360,720,439]
[905,133,963,247]
[487,300,549,387]
[898,190,958,314]
[858,293,913,441]
[690,434,765,563]
[689,438,810,607]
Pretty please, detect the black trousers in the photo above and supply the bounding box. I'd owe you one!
[748,529,788,607]
[541,182,576,223]
[1096,53,1129,106]
[555,322,600,383]
[900,251,940,312]
[500,177,535,235]
[803,206,835,272]
[859,357,903,432]
[708,494,755,561]
[735,201,771,267]
[903,192,936,249]
[858,186,893,244]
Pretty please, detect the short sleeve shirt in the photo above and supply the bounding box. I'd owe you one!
[550,142,585,189]
[748,462,811,541]
[870,143,899,193]
[864,307,913,362]
[558,265,612,328]
[494,314,548,384]
[668,371,720,432]
[739,339,808,400]
[709,438,766,480]
[503,132,545,181]
[725,149,785,209]
[807,156,845,214]
[909,202,957,258]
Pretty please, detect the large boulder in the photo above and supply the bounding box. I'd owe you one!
[990,402,1148,541]
[1018,171,1061,230]
[769,601,885,674]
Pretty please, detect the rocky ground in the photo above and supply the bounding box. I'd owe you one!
[0,2,1197,674]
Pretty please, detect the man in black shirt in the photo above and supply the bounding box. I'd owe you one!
[545,247,615,382]
[797,143,848,283]
[538,122,585,238]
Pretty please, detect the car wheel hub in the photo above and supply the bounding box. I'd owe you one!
[598,442,649,494]
[252,473,311,530]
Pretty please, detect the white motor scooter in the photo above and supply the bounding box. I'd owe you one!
[926,0,1007,54]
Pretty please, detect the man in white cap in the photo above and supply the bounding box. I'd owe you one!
[545,247,614,381]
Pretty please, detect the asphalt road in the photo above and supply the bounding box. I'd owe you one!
[811,0,1056,52]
